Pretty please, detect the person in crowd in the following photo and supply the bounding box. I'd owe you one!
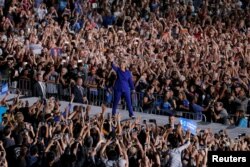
[1,125,15,149]
[190,96,211,120]
[176,91,190,112]
[72,77,87,104]
[0,1,250,167]
[44,65,59,97]
[231,89,250,114]
[33,73,46,99]
[0,141,8,167]
[142,86,155,113]
[213,102,229,125]
[168,129,191,167]
[85,66,99,105]
[6,134,24,167]
[235,109,248,128]
[110,57,135,119]
[0,93,249,167]
[0,0,249,122]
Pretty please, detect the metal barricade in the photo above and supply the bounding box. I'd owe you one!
[46,82,60,99]
[18,79,32,96]
[87,88,101,106]
[175,111,207,122]
[1,78,209,123]
[75,88,146,112]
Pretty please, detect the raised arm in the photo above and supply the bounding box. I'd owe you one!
[177,129,191,152]
[111,62,119,72]
[177,140,191,152]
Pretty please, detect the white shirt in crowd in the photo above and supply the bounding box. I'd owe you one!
[38,81,46,98]
[169,140,191,167]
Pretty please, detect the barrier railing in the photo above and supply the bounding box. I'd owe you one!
[175,111,207,122]
[18,79,32,96]
[0,78,211,122]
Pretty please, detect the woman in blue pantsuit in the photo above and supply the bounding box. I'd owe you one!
[111,60,135,118]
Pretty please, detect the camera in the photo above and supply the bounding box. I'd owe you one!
[209,99,216,106]
[54,134,61,140]
[238,133,246,138]
[219,130,224,135]
[149,119,156,124]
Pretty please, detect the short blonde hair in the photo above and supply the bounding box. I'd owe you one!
[15,112,24,123]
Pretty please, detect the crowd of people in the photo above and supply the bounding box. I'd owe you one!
[0,93,249,167]
[0,0,249,166]
[0,0,249,126]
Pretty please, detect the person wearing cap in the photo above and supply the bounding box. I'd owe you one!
[110,58,135,119]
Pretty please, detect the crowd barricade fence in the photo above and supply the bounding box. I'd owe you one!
[175,111,207,122]
[18,79,32,96]
[0,79,210,123]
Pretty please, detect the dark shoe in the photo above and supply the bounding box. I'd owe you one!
[130,115,136,119]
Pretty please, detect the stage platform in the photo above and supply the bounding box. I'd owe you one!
[1,94,249,138]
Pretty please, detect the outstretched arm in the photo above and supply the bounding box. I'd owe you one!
[0,91,9,105]
[111,62,119,72]
[177,140,190,152]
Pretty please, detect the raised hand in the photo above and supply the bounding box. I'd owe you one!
[177,123,182,135]
[70,94,75,102]
[86,105,91,112]
[101,103,107,112]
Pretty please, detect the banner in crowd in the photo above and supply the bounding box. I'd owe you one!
[179,117,197,135]
[0,82,8,123]
[1,83,8,95]
[30,44,43,55]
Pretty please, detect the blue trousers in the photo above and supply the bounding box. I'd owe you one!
[112,90,134,116]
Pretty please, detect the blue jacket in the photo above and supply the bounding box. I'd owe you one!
[112,63,134,92]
